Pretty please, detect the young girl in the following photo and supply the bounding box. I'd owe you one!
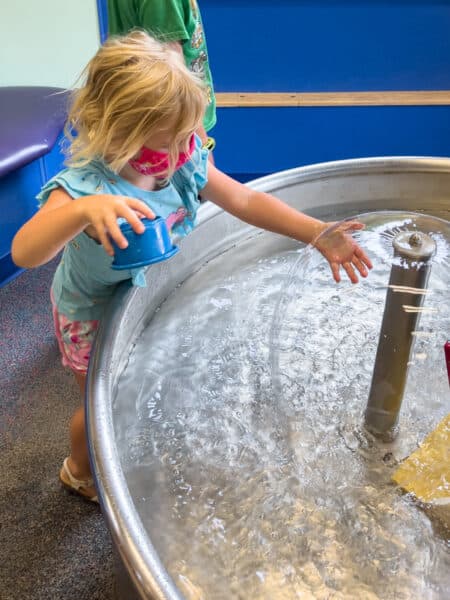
[12,31,372,503]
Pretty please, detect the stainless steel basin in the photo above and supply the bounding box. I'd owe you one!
[87,157,450,600]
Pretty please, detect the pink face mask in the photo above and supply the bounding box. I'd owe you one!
[129,134,195,176]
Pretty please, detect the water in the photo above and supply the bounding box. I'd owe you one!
[114,211,450,599]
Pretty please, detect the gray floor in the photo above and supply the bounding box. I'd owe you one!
[0,261,115,600]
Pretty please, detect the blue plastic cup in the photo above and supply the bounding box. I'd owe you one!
[111,217,179,270]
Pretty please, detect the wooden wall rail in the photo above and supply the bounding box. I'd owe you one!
[215,91,450,108]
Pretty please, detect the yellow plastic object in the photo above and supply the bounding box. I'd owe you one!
[202,136,216,152]
[392,413,450,504]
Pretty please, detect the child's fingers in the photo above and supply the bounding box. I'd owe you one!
[96,226,116,256]
[113,205,145,234]
[124,198,156,220]
[344,221,364,232]
[105,216,129,249]
[343,261,358,284]
[352,256,369,278]
[330,262,341,283]
[355,246,373,270]
[116,206,147,234]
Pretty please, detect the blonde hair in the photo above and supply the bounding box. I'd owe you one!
[64,30,207,175]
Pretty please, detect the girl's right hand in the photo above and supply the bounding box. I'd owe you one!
[77,194,155,256]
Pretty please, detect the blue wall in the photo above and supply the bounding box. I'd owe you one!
[203,1,450,92]
[200,1,450,179]
[212,105,450,180]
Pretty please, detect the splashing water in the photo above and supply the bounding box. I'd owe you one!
[114,212,450,600]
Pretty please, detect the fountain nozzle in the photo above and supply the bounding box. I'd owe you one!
[392,230,436,262]
[364,230,436,441]
[408,233,422,247]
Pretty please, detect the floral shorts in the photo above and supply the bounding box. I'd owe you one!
[51,294,99,374]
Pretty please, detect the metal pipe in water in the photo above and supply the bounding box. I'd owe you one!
[364,231,436,441]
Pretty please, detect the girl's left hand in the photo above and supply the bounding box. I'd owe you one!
[313,221,373,283]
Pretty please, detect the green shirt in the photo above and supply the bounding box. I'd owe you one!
[107,0,216,132]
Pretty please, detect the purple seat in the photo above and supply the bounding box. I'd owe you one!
[0,86,69,287]
[0,86,69,178]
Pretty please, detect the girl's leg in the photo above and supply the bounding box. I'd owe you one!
[51,297,99,500]
[64,371,97,499]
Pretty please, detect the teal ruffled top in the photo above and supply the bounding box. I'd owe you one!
[37,135,208,320]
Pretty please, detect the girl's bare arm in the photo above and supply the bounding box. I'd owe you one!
[12,188,155,268]
[201,164,372,283]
